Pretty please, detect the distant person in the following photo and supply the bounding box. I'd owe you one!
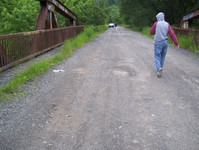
[150,12,179,78]
[114,23,118,30]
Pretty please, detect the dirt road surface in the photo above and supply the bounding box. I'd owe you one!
[1,27,199,150]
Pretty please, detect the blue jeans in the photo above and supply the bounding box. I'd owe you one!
[154,40,168,72]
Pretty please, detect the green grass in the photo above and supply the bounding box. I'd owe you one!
[139,27,199,55]
[141,26,153,39]
[0,59,53,101]
[178,36,199,55]
[0,25,108,102]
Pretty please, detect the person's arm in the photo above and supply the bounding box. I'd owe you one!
[168,25,179,47]
[150,22,157,35]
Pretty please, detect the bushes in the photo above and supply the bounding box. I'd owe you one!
[141,27,153,39]
[178,36,198,55]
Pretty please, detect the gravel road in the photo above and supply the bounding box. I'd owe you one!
[0,27,199,150]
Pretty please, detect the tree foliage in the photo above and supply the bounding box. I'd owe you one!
[0,0,121,35]
[0,0,39,35]
[119,0,199,28]
[63,0,106,25]
[63,0,121,25]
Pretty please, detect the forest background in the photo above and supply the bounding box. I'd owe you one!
[0,0,199,35]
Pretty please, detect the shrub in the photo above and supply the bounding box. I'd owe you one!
[178,35,199,55]
[142,27,153,39]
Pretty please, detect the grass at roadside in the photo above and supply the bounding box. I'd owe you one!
[0,25,108,102]
[127,26,199,55]
[177,36,199,55]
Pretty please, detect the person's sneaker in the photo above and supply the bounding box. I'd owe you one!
[157,68,163,78]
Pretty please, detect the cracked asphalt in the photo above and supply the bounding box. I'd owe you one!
[0,27,199,150]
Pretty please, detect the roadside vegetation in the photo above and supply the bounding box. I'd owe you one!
[122,25,199,55]
[123,24,199,55]
[0,25,108,102]
[178,36,199,55]
[141,27,199,55]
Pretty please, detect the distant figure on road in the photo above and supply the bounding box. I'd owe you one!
[114,23,118,30]
[150,12,179,78]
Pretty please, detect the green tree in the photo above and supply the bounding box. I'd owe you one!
[0,0,39,35]
[105,5,122,24]
[119,0,199,28]
[63,0,106,25]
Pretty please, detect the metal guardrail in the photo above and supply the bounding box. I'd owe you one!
[172,27,199,47]
[0,25,84,72]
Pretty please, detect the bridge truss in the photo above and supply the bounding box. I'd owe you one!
[36,0,78,30]
[0,0,83,71]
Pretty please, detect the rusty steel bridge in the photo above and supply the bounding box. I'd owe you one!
[0,0,84,72]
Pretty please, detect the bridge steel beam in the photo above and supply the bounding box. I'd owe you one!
[35,1,49,30]
[35,0,78,30]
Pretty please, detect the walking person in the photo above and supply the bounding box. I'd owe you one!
[150,12,179,78]
[114,23,118,30]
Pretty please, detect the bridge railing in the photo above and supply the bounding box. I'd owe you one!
[0,25,84,71]
[172,27,199,47]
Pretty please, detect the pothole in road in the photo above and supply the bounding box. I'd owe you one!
[113,70,129,77]
[112,66,137,78]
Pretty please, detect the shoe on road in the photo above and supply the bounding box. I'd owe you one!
[157,68,163,78]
